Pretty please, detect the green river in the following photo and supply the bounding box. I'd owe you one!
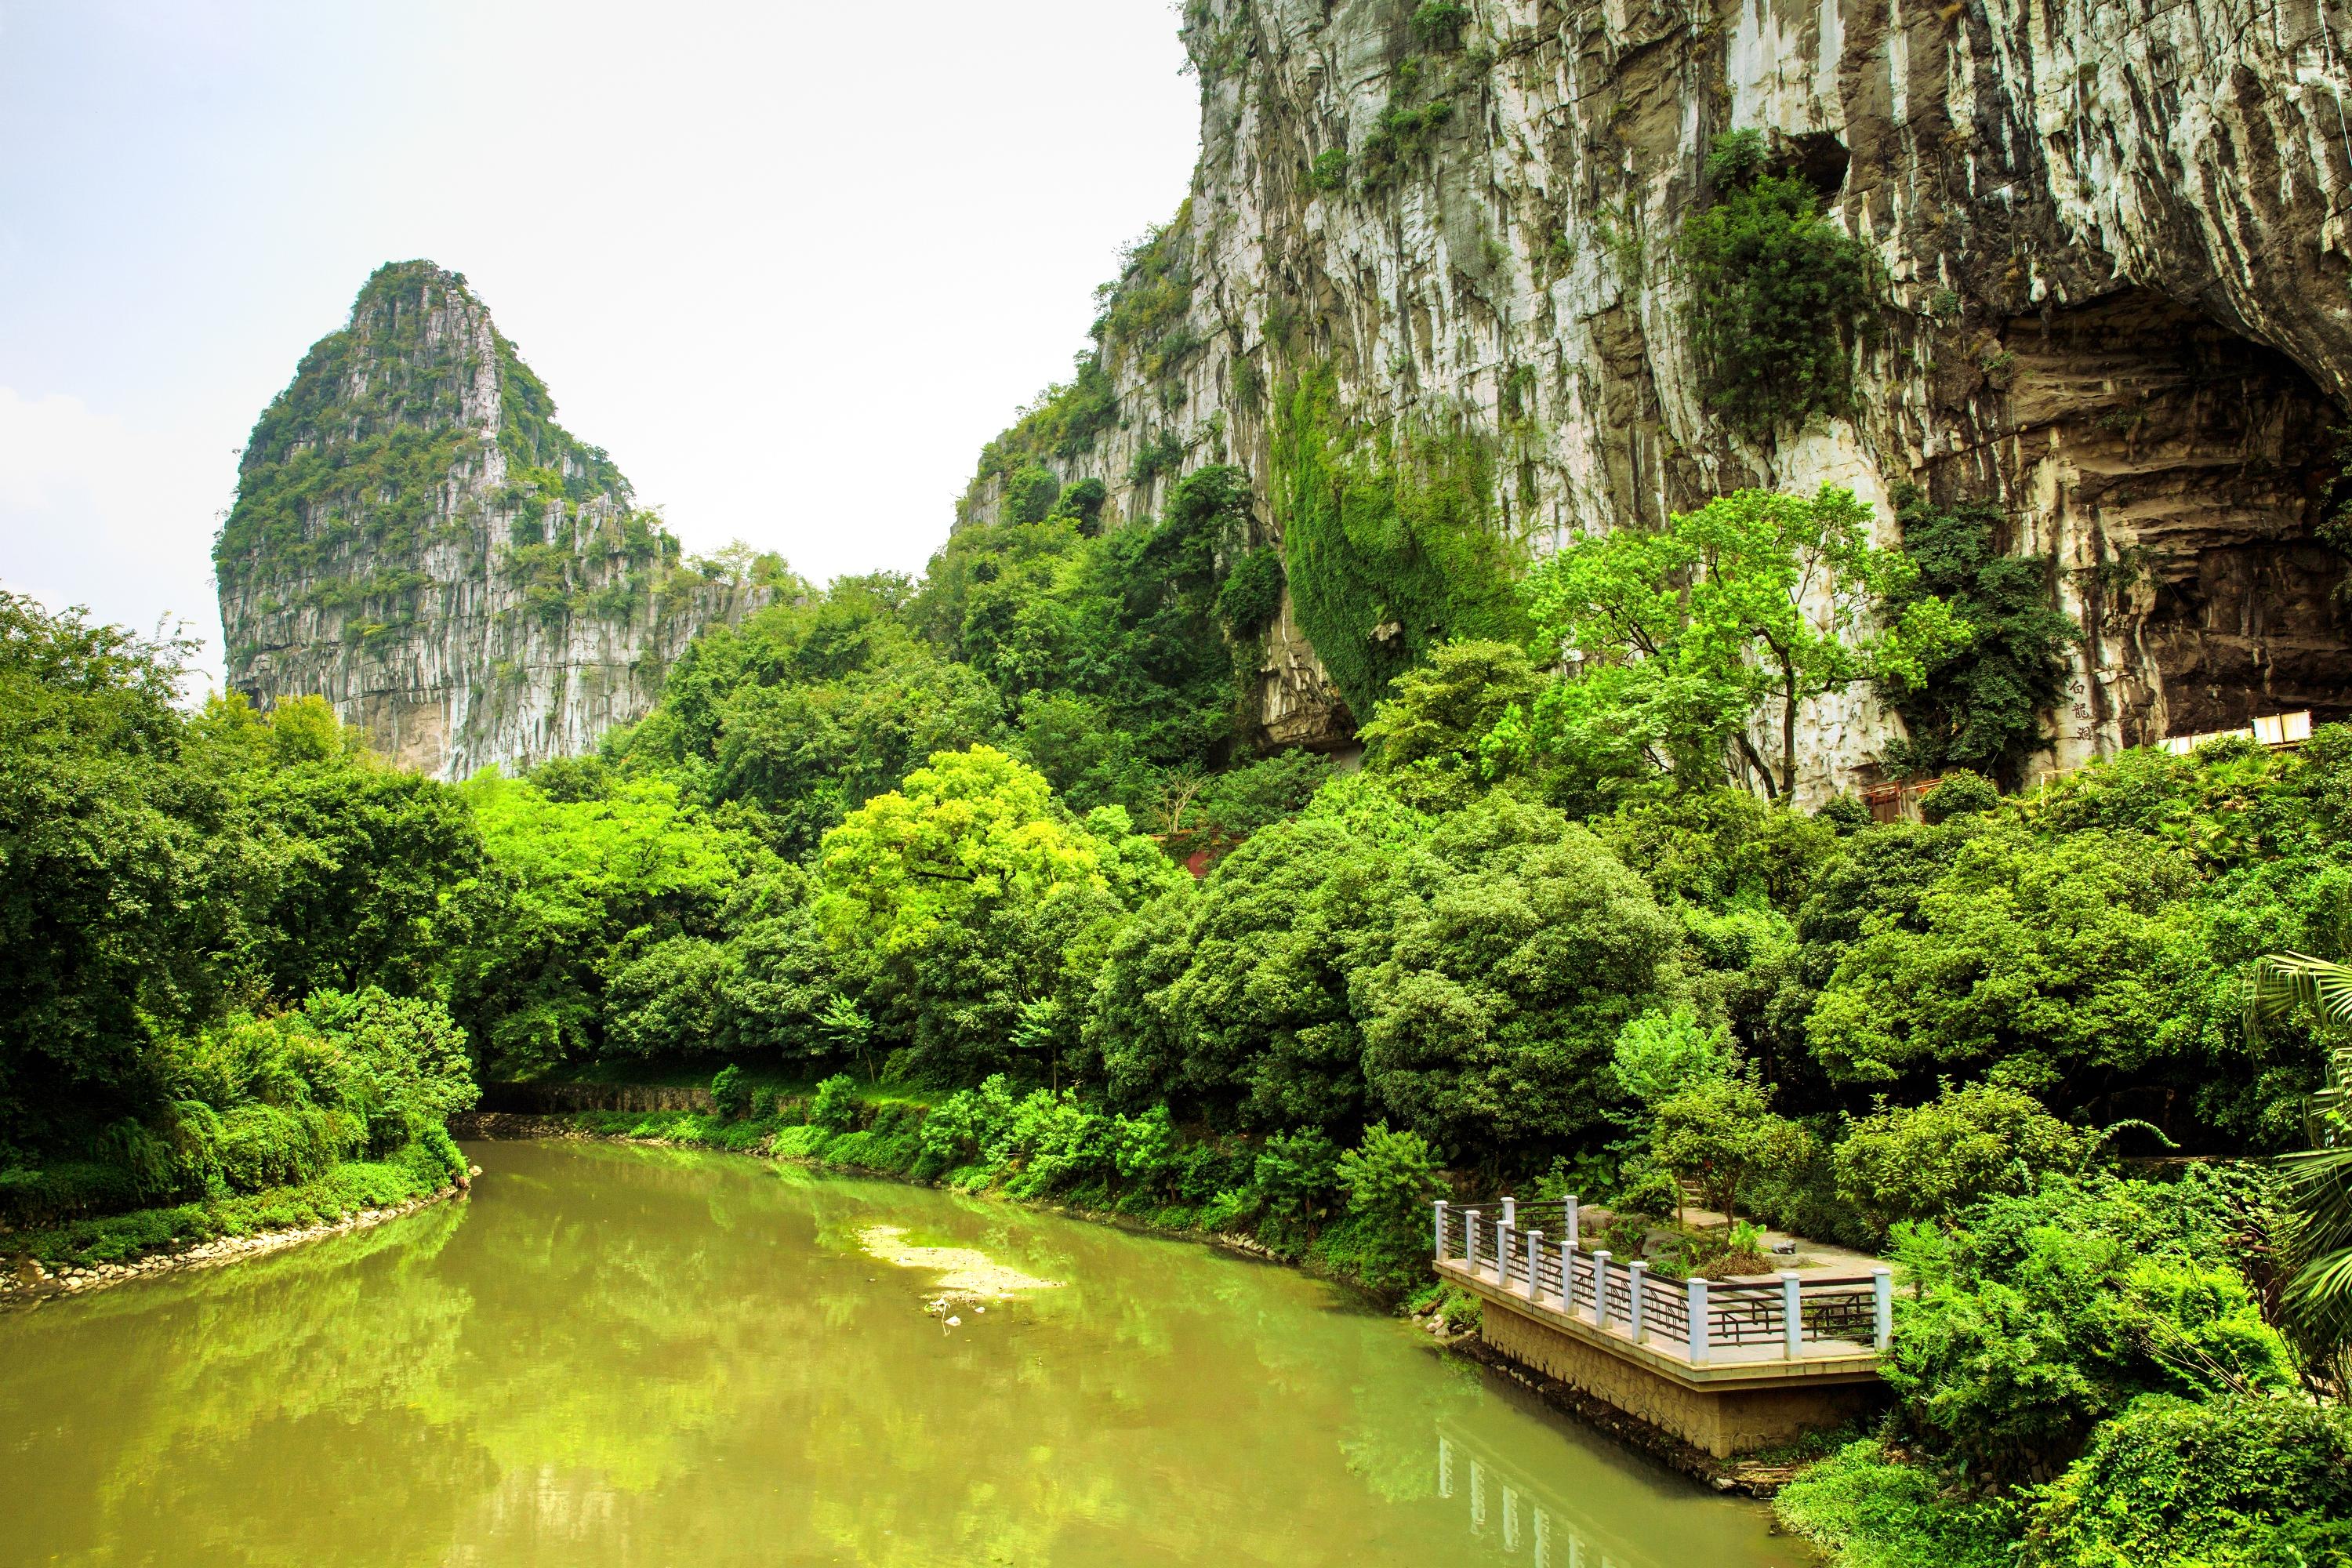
[1,1140,1808,1566]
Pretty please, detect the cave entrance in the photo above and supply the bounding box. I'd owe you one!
[1995,287,2351,743]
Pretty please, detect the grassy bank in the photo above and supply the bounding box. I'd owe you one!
[2,1130,468,1270]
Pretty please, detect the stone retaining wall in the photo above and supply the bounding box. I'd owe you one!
[1477,1293,1882,1458]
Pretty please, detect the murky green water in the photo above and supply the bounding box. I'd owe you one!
[2,1141,1808,1566]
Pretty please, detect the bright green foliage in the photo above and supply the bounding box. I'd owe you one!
[924,463,1261,814]
[810,1073,861,1132]
[1189,750,1334,837]
[709,1063,749,1119]
[452,771,775,1071]
[0,597,482,1181]
[2023,1396,2352,1567]
[1091,811,1397,1129]
[1408,1,1472,47]
[815,747,1174,1080]
[1881,488,2080,787]
[1004,466,1062,524]
[1306,148,1348,192]
[1355,794,1684,1156]
[1519,484,1967,799]
[1650,1076,1803,1221]
[1358,639,1542,797]
[1272,364,1527,721]
[1776,1439,2020,1568]
[1611,1007,1736,1108]
[1804,826,2205,1091]
[815,746,1110,960]
[1884,1174,2297,1484]
[2021,728,2352,871]
[4,988,474,1229]
[1337,1123,1445,1288]
[1917,768,1999,822]
[1595,787,1839,912]
[1216,543,1287,637]
[1833,1081,2088,1235]
[1681,131,1879,435]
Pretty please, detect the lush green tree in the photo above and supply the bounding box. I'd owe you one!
[1337,1122,1446,1289]
[1519,485,1965,799]
[1650,1075,1805,1221]
[1594,786,1839,913]
[816,747,1174,1079]
[1885,1173,2296,1484]
[1804,825,2206,1097]
[1680,129,1879,434]
[1358,638,1541,780]
[2022,1395,2352,1567]
[1880,487,2080,788]
[452,772,772,1072]
[0,597,216,1142]
[1355,793,1684,1158]
[1611,1007,1736,1109]
[1102,814,1399,1130]
[1916,768,1999,822]
[1833,1081,2089,1235]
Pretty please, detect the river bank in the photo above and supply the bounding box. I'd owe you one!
[0,1151,477,1309]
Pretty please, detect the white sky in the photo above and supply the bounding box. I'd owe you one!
[0,0,1202,695]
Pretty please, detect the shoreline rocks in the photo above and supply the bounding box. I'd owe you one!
[0,1172,478,1311]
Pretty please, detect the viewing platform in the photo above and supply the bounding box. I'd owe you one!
[1435,1198,1890,1458]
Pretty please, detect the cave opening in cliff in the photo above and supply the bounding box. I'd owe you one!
[1994,286,2352,742]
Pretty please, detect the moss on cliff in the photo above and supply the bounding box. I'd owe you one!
[1271,363,1527,722]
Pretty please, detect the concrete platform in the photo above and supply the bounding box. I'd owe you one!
[1437,1258,1886,1458]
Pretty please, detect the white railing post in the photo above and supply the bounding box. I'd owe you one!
[1781,1271,1803,1359]
[1562,1238,1577,1313]
[1628,1261,1649,1342]
[1564,1194,1579,1250]
[1524,1230,1542,1300]
[1687,1276,1709,1364]
[1465,1211,1479,1276]
[1873,1266,1893,1352]
[1501,1196,1515,1231]
[1592,1250,1613,1330]
[1497,1221,1515,1287]
[1434,1200,1450,1261]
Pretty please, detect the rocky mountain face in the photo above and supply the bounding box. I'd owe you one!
[966,0,2352,797]
[216,262,764,779]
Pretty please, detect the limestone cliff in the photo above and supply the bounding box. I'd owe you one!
[215,262,765,779]
[967,0,2352,797]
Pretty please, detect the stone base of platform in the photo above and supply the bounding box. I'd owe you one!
[1475,1289,1883,1457]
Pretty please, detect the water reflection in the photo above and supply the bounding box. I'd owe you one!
[0,1142,1802,1568]
[1439,1422,1715,1567]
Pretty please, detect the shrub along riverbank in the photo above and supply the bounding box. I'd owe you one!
[2,1135,467,1278]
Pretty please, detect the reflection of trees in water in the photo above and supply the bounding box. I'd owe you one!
[2,1201,494,1565]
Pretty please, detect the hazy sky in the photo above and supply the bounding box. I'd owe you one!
[0,1,1202,694]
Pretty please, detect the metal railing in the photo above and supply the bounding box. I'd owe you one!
[1435,1196,1891,1365]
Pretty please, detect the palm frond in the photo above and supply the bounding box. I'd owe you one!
[2246,952,2352,1029]
[2280,1143,2352,1346]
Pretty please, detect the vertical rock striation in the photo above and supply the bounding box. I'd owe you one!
[215,262,764,779]
[967,0,2352,795]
